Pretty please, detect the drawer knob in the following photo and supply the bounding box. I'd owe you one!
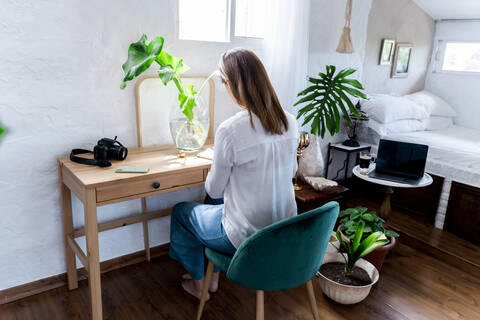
[152,182,160,189]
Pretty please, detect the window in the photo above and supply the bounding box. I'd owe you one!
[178,0,265,42]
[235,0,266,38]
[178,0,231,42]
[442,42,480,73]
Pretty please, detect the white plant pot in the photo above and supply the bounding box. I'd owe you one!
[318,253,379,304]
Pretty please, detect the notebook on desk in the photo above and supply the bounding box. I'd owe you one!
[197,148,214,160]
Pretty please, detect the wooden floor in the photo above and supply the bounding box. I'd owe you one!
[2,241,479,320]
[347,197,480,273]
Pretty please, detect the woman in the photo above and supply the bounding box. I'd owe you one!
[169,48,299,300]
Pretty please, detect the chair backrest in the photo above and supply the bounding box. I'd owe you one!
[226,202,339,291]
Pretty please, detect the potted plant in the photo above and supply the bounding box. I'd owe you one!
[294,65,367,138]
[120,34,216,152]
[318,224,388,304]
[338,206,399,270]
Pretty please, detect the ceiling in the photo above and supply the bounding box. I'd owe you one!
[413,0,480,20]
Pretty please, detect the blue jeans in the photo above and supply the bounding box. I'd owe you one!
[169,195,236,280]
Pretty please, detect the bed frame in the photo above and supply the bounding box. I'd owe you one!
[352,173,480,246]
[445,181,480,246]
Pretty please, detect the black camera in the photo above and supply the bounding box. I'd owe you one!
[93,137,128,162]
[70,136,128,167]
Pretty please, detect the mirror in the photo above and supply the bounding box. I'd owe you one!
[135,75,215,148]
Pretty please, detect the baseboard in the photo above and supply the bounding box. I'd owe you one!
[0,243,170,305]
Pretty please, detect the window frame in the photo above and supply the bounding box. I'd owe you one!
[176,0,264,44]
[436,40,480,76]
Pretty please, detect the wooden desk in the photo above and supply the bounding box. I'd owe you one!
[57,146,212,320]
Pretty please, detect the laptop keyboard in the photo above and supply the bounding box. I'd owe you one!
[368,171,420,185]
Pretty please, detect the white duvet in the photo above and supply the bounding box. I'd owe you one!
[386,126,480,185]
[368,125,480,229]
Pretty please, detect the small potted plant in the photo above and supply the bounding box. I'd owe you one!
[318,224,388,304]
[338,207,399,271]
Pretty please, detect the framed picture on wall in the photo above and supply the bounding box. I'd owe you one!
[379,39,396,65]
[392,43,413,78]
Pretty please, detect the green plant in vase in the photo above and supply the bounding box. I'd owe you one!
[294,65,367,138]
[120,34,214,151]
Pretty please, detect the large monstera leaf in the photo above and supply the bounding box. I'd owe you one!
[120,34,164,89]
[294,65,367,138]
[0,125,5,138]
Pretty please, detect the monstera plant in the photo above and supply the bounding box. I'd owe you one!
[121,35,212,151]
[294,65,367,138]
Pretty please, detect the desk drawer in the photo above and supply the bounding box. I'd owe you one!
[96,170,204,203]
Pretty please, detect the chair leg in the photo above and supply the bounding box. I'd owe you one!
[306,280,320,320]
[196,261,214,320]
[256,290,264,320]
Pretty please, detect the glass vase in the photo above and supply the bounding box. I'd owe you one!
[169,95,209,152]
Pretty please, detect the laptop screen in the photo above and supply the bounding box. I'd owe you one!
[376,139,429,179]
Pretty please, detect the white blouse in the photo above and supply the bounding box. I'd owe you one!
[205,110,299,248]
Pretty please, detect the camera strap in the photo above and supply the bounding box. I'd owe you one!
[70,149,112,167]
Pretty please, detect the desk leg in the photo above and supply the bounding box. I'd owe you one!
[59,168,78,290]
[379,187,393,221]
[84,188,103,320]
[141,197,151,262]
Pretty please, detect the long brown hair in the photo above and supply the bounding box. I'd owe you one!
[219,48,289,135]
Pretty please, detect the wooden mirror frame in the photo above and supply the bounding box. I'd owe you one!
[134,75,215,150]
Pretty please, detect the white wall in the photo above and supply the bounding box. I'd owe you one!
[0,0,373,290]
[425,21,480,130]
[0,0,256,291]
[307,0,372,174]
[362,0,435,96]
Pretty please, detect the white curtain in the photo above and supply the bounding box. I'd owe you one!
[263,0,311,113]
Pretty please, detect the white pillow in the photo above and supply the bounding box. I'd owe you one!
[362,93,429,123]
[405,90,457,117]
[422,116,453,131]
[369,119,426,136]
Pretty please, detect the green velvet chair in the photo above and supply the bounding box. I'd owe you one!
[197,201,339,320]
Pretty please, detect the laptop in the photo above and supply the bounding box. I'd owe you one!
[368,139,429,185]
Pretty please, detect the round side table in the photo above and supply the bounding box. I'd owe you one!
[352,165,433,221]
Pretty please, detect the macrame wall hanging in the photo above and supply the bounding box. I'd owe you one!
[336,0,354,53]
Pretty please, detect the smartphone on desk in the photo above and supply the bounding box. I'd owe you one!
[115,166,149,173]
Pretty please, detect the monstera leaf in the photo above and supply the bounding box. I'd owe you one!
[0,125,4,137]
[294,65,367,138]
[120,34,200,123]
[120,35,164,89]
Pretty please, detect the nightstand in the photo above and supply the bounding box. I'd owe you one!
[325,142,371,182]
[295,181,349,214]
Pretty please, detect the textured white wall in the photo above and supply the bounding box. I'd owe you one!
[425,21,480,130]
[307,0,372,173]
[0,0,257,290]
[0,0,373,290]
[362,0,435,96]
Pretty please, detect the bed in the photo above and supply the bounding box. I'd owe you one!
[365,125,480,230]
